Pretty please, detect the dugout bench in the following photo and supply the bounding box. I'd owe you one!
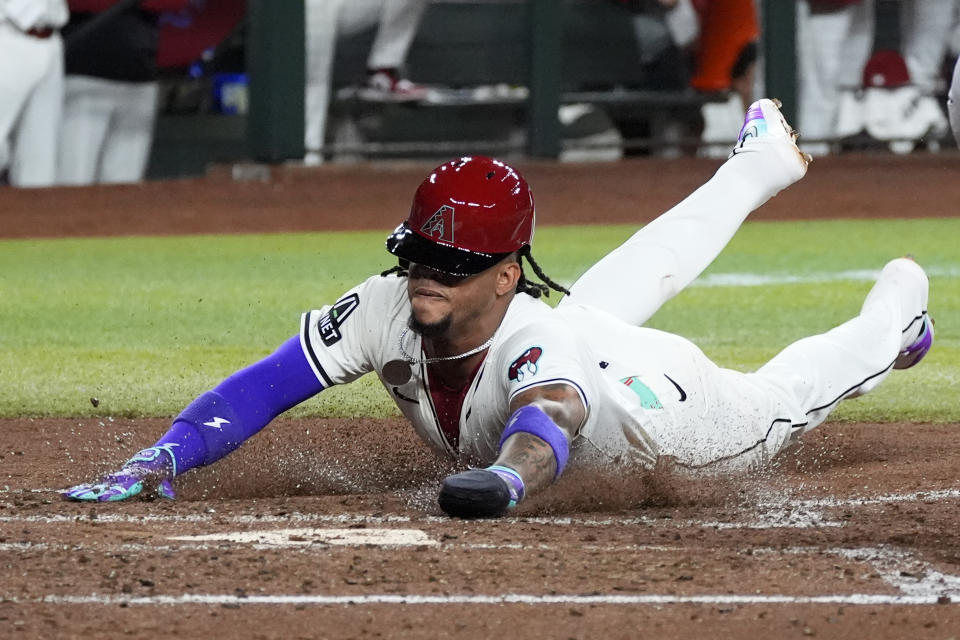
[148,0,731,178]
[324,0,724,161]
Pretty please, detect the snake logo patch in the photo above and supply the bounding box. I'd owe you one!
[318,294,359,346]
[420,205,455,243]
[508,346,543,382]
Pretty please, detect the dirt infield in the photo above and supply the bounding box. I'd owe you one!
[1,153,959,639]
[3,418,960,638]
[2,153,959,240]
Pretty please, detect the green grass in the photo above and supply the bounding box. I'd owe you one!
[1,218,957,422]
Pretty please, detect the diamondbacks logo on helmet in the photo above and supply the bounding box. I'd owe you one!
[508,346,543,382]
[419,205,455,244]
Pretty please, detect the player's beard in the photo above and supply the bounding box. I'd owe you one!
[408,312,451,339]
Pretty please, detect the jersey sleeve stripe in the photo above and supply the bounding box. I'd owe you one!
[300,311,335,387]
[508,377,590,431]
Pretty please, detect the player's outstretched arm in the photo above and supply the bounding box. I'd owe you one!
[438,383,584,518]
[61,335,325,502]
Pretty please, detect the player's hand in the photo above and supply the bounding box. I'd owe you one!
[438,469,514,518]
[61,447,176,502]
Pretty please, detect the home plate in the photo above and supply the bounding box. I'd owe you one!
[168,528,437,547]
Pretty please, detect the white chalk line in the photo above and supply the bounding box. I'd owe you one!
[556,265,960,291]
[6,541,959,607]
[834,546,960,598]
[784,488,960,510]
[553,266,960,293]
[168,527,437,547]
[3,488,959,529]
[690,265,960,288]
[0,540,690,554]
[31,593,956,607]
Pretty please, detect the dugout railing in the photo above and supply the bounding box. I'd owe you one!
[148,0,798,177]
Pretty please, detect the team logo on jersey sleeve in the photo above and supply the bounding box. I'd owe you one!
[318,294,359,346]
[508,346,543,382]
[420,205,455,243]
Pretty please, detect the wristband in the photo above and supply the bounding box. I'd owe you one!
[125,444,178,478]
[498,405,570,479]
[485,465,525,508]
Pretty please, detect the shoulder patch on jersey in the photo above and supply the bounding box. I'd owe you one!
[508,346,543,382]
[318,293,359,346]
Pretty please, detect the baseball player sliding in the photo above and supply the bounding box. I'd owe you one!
[63,99,935,518]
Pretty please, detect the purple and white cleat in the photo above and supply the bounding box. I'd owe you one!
[733,98,800,146]
[729,98,812,184]
[895,313,935,369]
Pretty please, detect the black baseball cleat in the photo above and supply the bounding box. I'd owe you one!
[438,469,512,518]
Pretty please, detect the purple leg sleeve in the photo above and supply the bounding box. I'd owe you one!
[155,422,206,471]
[154,335,324,474]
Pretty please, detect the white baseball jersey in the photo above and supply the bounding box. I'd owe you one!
[298,273,723,470]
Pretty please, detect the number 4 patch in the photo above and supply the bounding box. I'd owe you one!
[318,294,359,346]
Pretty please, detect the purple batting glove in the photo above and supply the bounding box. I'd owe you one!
[61,446,177,502]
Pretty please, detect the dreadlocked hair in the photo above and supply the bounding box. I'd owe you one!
[517,246,570,299]
[381,260,410,278]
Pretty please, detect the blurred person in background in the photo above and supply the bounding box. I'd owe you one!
[304,0,429,166]
[56,0,191,185]
[615,0,699,81]
[689,0,758,112]
[797,0,954,156]
[0,0,68,187]
[606,0,760,156]
[795,0,873,156]
[688,0,760,155]
[947,50,960,147]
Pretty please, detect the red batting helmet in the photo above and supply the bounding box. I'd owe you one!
[386,156,535,276]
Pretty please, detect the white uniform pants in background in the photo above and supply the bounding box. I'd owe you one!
[899,0,959,94]
[304,0,429,162]
[0,24,63,187]
[948,55,960,147]
[796,0,958,153]
[56,76,159,185]
[796,0,874,151]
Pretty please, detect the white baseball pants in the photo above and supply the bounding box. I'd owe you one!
[304,0,429,161]
[948,54,960,148]
[56,76,159,185]
[561,136,928,470]
[0,24,63,187]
